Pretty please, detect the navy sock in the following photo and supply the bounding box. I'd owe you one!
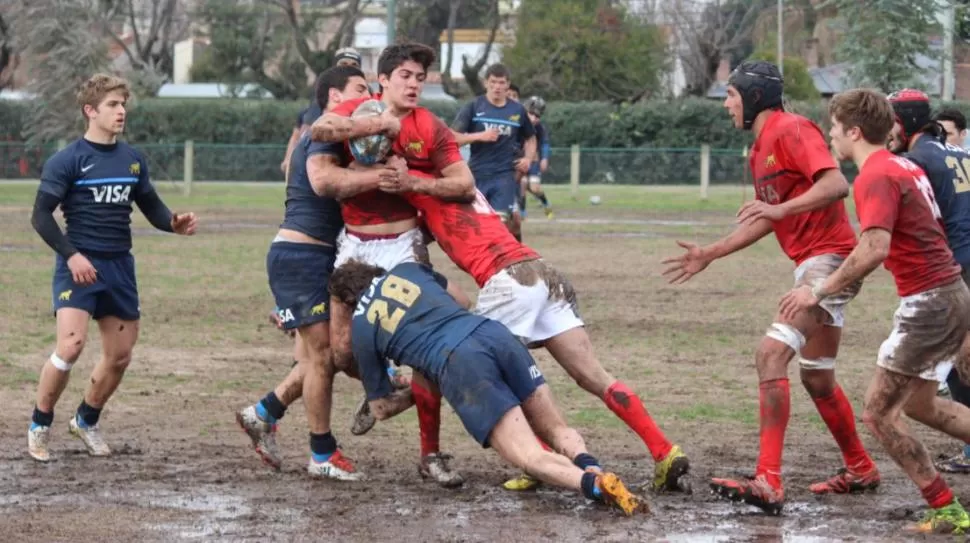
[32,406,53,427]
[76,401,102,427]
[573,453,601,471]
[258,391,287,422]
[581,471,602,500]
[537,193,549,207]
[310,432,338,461]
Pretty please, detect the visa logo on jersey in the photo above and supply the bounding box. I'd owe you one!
[482,122,513,137]
[90,185,132,204]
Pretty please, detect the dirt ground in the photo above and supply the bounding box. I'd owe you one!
[0,185,966,542]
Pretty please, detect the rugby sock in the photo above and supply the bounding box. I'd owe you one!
[573,453,601,471]
[581,471,602,500]
[921,474,955,509]
[603,381,672,462]
[812,385,875,473]
[412,379,441,457]
[32,406,54,428]
[257,391,287,423]
[76,400,102,428]
[309,431,338,463]
[756,378,790,489]
[536,193,550,208]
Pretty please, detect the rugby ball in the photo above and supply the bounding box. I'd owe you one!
[590,195,602,205]
[349,99,392,165]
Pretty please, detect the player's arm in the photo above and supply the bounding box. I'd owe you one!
[307,148,385,200]
[354,340,414,421]
[817,228,889,296]
[539,125,551,171]
[662,217,774,284]
[774,168,849,218]
[434,270,472,309]
[519,110,537,164]
[31,157,97,285]
[309,111,397,143]
[404,161,475,202]
[133,159,197,235]
[450,102,493,145]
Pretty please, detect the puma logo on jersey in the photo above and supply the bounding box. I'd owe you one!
[483,122,513,136]
[310,302,326,316]
[764,154,777,167]
[58,289,72,301]
[90,185,131,204]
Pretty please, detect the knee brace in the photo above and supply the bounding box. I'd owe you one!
[766,323,806,354]
[798,357,836,371]
[50,352,74,372]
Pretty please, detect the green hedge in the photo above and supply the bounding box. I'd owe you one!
[4,97,969,183]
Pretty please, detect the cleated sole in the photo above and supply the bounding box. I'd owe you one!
[658,455,691,493]
[601,473,650,516]
[710,482,783,516]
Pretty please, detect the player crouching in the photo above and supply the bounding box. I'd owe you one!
[329,259,647,515]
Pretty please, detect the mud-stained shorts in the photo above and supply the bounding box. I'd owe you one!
[473,259,583,346]
[877,279,970,379]
[794,254,861,327]
[334,227,430,271]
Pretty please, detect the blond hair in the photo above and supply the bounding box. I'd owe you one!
[77,74,130,118]
[828,88,896,145]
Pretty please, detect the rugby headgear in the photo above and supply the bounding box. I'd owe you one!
[525,95,546,117]
[887,89,931,146]
[727,61,784,130]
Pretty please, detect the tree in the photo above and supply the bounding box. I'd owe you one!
[0,14,17,90]
[92,0,191,94]
[748,47,820,101]
[262,0,366,75]
[10,0,111,143]
[665,0,770,97]
[397,0,492,53]
[825,0,940,92]
[438,0,505,98]
[502,0,667,102]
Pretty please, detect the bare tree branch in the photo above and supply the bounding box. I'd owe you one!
[461,0,500,95]
[441,0,463,97]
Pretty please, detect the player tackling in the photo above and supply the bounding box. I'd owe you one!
[28,74,197,461]
[781,88,970,534]
[663,61,878,514]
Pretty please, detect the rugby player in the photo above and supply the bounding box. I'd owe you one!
[310,42,476,487]
[451,64,536,240]
[236,65,372,479]
[507,83,520,102]
[329,259,646,516]
[281,48,363,174]
[662,61,878,514]
[935,108,968,148]
[781,88,970,533]
[887,90,970,475]
[27,74,198,462]
[520,95,553,219]
[348,165,691,493]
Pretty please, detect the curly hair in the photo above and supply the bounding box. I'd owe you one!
[329,259,387,306]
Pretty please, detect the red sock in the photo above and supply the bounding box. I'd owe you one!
[411,380,441,458]
[756,378,790,489]
[813,385,875,473]
[921,474,955,509]
[603,381,672,462]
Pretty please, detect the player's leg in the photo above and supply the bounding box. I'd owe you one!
[865,369,970,533]
[299,321,359,480]
[29,307,92,462]
[800,325,880,494]
[236,334,306,470]
[68,254,141,457]
[527,175,552,218]
[413,370,464,487]
[937,362,970,473]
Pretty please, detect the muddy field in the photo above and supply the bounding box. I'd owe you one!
[0,184,964,541]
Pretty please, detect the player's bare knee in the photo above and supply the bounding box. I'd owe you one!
[109,352,132,372]
[799,365,836,398]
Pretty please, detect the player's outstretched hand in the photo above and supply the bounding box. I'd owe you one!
[737,200,785,225]
[778,285,819,322]
[514,157,531,174]
[67,253,98,286]
[661,240,710,284]
[379,109,401,138]
[171,212,198,236]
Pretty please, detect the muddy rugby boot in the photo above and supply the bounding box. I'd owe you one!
[710,474,784,516]
[419,453,465,488]
[654,444,691,493]
[597,472,649,516]
[936,451,970,474]
[68,415,111,457]
[809,465,880,494]
[350,369,409,436]
[502,473,541,491]
[307,449,362,481]
[236,405,282,469]
[28,424,51,462]
[911,500,970,534]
